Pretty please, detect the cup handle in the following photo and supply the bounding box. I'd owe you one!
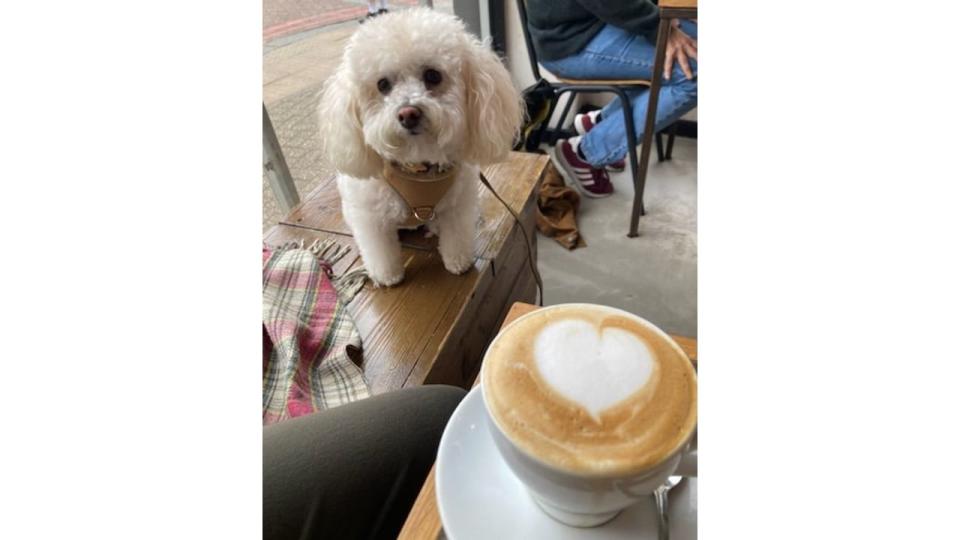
[675,429,697,477]
[675,448,697,477]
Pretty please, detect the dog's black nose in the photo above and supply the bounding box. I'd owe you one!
[398,106,422,130]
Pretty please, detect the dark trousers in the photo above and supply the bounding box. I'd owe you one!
[263,385,467,539]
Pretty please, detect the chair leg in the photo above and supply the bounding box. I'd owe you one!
[556,93,576,137]
[629,17,672,238]
[655,131,665,162]
[666,123,678,160]
[618,89,644,238]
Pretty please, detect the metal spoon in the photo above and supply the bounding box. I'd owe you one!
[653,476,684,540]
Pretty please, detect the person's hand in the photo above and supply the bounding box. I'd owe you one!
[664,19,697,81]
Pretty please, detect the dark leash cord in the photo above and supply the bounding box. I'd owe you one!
[479,172,544,306]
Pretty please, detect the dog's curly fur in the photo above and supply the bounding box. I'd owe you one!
[317,8,522,286]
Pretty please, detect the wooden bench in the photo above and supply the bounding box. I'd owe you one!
[264,152,549,393]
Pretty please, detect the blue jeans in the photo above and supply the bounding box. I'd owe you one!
[541,21,698,167]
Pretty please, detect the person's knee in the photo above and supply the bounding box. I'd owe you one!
[385,384,466,430]
[667,75,698,102]
[419,384,467,416]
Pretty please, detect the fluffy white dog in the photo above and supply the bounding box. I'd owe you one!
[317,8,522,287]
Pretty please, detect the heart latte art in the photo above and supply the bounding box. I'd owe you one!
[534,319,655,418]
[482,305,697,476]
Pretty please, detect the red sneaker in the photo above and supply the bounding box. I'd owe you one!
[573,110,602,136]
[573,111,626,173]
[550,139,614,198]
[606,158,627,173]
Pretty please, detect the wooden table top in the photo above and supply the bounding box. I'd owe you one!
[397,302,698,540]
[264,152,549,393]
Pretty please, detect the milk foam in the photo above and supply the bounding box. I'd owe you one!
[533,319,654,418]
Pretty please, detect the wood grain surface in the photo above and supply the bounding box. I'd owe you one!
[397,302,698,540]
[264,152,549,394]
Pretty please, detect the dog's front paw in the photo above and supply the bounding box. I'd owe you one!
[442,251,474,275]
[367,264,405,287]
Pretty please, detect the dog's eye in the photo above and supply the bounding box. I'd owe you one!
[423,69,442,86]
[377,78,392,95]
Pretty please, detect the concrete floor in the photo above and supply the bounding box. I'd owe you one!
[539,140,697,337]
[263,16,697,338]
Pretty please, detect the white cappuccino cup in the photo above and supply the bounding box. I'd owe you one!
[480,304,698,527]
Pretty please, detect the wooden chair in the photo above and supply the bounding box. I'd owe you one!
[516,0,677,238]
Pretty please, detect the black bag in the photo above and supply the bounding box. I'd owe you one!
[514,79,557,152]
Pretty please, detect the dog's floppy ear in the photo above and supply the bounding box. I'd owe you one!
[461,37,524,165]
[317,62,383,178]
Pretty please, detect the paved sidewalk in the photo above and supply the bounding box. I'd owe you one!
[264,0,426,42]
[263,23,352,232]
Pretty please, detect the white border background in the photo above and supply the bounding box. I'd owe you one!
[3,0,959,538]
[3,1,261,537]
[700,1,960,537]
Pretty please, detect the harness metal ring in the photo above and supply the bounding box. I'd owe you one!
[412,206,436,222]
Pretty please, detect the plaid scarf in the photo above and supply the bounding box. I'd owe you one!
[262,239,369,425]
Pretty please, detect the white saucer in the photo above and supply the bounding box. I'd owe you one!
[436,387,697,540]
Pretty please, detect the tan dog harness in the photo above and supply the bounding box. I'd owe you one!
[379,162,544,307]
[382,161,460,228]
